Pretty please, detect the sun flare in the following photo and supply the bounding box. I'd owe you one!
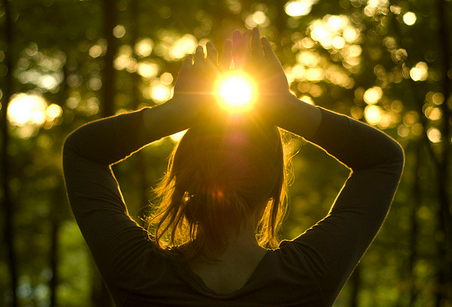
[217,71,256,113]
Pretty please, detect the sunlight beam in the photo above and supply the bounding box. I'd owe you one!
[216,71,256,113]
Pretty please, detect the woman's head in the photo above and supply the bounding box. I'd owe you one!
[148,115,289,257]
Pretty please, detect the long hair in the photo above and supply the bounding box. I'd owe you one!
[146,115,290,258]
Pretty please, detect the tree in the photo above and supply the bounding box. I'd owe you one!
[0,0,18,305]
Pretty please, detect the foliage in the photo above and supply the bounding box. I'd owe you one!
[0,0,451,306]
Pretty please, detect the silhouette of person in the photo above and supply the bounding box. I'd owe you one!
[63,28,404,306]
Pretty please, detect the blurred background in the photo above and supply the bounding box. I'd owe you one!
[0,0,451,306]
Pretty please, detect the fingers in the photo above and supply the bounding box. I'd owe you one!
[193,42,221,68]
[185,32,269,73]
[232,29,251,69]
[232,30,241,47]
[262,37,279,64]
[232,30,242,68]
[241,29,252,59]
[194,45,204,63]
[219,39,232,70]
[242,29,252,45]
[181,54,193,69]
[251,28,264,60]
[206,41,218,64]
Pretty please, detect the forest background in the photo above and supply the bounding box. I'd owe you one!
[0,0,451,306]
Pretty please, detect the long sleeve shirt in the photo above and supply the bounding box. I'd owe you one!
[63,106,404,307]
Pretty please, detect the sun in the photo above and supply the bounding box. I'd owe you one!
[216,71,256,113]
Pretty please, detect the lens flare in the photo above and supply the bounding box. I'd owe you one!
[217,71,256,113]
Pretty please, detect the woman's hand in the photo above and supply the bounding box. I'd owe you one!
[231,28,322,137]
[232,28,292,99]
[173,41,232,102]
[157,40,232,130]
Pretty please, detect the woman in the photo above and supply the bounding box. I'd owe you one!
[63,29,404,306]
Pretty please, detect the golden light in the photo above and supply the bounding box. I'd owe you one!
[403,12,417,26]
[284,0,318,17]
[134,38,154,57]
[427,128,441,143]
[170,34,197,60]
[245,10,269,28]
[430,92,445,105]
[410,62,428,81]
[170,129,187,142]
[8,93,48,126]
[364,105,382,126]
[216,71,256,113]
[150,82,172,103]
[425,107,442,121]
[113,25,126,38]
[6,93,64,138]
[137,62,159,79]
[363,86,383,105]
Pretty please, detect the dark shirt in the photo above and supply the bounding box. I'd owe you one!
[63,107,404,306]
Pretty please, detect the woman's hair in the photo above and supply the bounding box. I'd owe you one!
[146,115,291,258]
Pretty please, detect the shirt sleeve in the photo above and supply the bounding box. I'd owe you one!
[62,109,159,304]
[288,108,404,306]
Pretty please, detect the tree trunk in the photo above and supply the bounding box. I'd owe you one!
[101,0,117,118]
[130,0,150,212]
[90,1,118,305]
[434,0,452,305]
[407,142,421,306]
[49,220,59,307]
[0,0,18,306]
[390,1,452,303]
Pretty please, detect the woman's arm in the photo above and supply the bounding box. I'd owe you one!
[295,107,404,306]
[238,28,404,305]
[65,41,233,166]
[62,42,232,303]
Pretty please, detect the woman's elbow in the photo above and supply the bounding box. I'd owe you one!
[62,131,81,161]
[390,140,405,176]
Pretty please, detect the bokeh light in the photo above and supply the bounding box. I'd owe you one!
[46,104,63,122]
[8,93,48,126]
[15,44,65,92]
[150,80,172,103]
[89,40,107,58]
[363,86,383,104]
[170,34,197,60]
[7,93,63,138]
[284,0,318,17]
[427,127,441,143]
[424,107,442,121]
[364,0,390,17]
[364,105,383,125]
[160,72,173,85]
[114,45,134,70]
[410,62,428,81]
[134,38,154,57]
[137,62,159,79]
[309,15,360,50]
[152,32,198,61]
[113,25,126,38]
[403,12,417,26]
[245,10,270,28]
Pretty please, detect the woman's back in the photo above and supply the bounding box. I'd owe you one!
[184,220,268,294]
[63,106,403,306]
[187,247,267,294]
